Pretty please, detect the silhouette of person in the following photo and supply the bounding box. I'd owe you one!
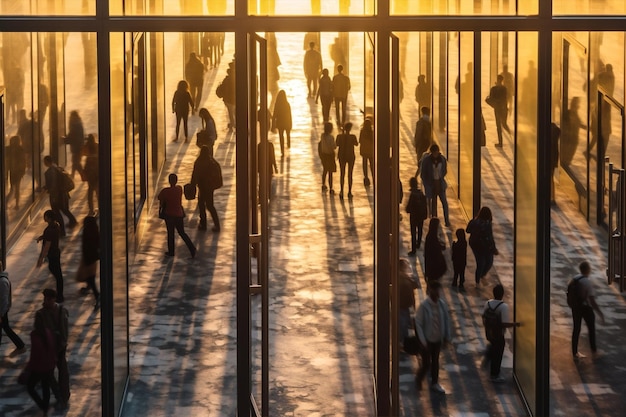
[197,108,218,155]
[560,97,586,167]
[332,64,351,127]
[304,41,323,98]
[83,134,99,216]
[499,64,514,116]
[158,173,197,258]
[172,80,194,142]
[414,106,432,177]
[316,68,333,123]
[5,136,26,209]
[359,118,374,187]
[272,90,292,156]
[319,122,337,194]
[217,67,236,130]
[36,211,66,302]
[419,144,450,227]
[336,122,358,199]
[330,36,346,75]
[487,74,510,148]
[192,146,222,232]
[185,52,205,113]
[65,110,85,178]
[415,75,431,111]
[43,156,78,237]
[466,206,499,286]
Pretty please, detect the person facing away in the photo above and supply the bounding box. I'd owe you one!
[487,74,510,148]
[483,284,520,382]
[359,118,374,187]
[82,134,99,216]
[570,261,605,360]
[499,64,515,114]
[398,258,417,346]
[316,68,333,123]
[332,64,351,127]
[197,108,218,155]
[80,216,100,309]
[65,110,85,179]
[43,155,78,237]
[413,106,432,177]
[0,261,26,356]
[5,135,26,209]
[184,51,205,113]
[26,311,57,417]
[303,41,323,98]
[217,67,236,130]
[272,90,293,156]
[319,122,337,194]
[257,136,278,202]
[36,288,70,411]
[36,210,65,303]
[335,122,358,200]
[191,145,222,232]
[158,173,197,258]
[466,206,499,287]
[415,74,431,111]
[424,217,447,282]
[414,280,452,394]
[419,144,451,226]
[451,228,467,289]
[171,80,194,142]
[406,177,428,255]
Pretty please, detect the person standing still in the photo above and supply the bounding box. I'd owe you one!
[405,177,427,255]
[335,122,358,199]
[419,144,451,226]
[332,64,351,127]
[487,74,510,148]
[158,173,197,258]
[316,68,333,123]
[303,41,323,98]
[483,284,521,382]
[185,52,205,113]
[36,210,65,303]
[570,261,605,359]
[359,118,374,187]
[171,80,194,142]
[414,280,452,394]
[0,262,26,356]
[413,107,432,177]
[451,228,467,289]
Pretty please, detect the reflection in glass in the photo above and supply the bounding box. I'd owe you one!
[459,32,474,215]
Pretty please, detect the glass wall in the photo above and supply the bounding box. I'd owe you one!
[0,0,94,15]
[459,32,474,213]
[391,0,530,15]
[553,0,626,15]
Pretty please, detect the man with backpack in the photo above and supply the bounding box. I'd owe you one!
[569,261,605,360]
[483,284,520,382]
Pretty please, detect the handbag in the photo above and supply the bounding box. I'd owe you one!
[403,335,423,356]
[158,202,166,219]
[183,183,196,200]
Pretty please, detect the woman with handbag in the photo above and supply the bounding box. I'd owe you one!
[158,173,196,258]
[24,313,57,416]
[77,216,100,309]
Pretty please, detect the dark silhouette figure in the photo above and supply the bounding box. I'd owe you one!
[158,173,197,258]
[424,217,447,282]
[329,36,346,75]
[303,41,323,98]
[82,134,99,216]
[217,67,236,130]
[486,74,510,148]
[570,261,605,359]
[414,106,432,176]
[172,80,194,142]
[36,210,65,303]
[80,216,100,309]
[191,146,222,232]
[272,90,293,156]
[551,122,561,203]
[466,206,499,287]
[0,262,26,355]
[65,110,85,178]
[316,68,333,123]
[185,52,205,112]
[197,108,218,155]
[451,228,467,289]
[499,65,514,116]
[332,64,351,127]
[405,177,428,255]
[336,122,358,199]
[5,136,26,209]
[561,97,586,167]
[258,136,278,201]
[419,144,450,226]
[17,110,34,170]
[359,118,374,186]
[319,122,337,194]
[26,313,57,416]
[43,156,77,237]
[415,74,431,111]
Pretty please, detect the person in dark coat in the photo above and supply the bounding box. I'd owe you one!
[466,206,499,287]
[414,107,432,176]
[197,108,218,155]
[359,118,374,187]
[486,75,510,148]
[303,41,323,98]
[82,134,99,216]
[43,156,77,237]
[319,122,337,194]
[335,122,358,199]
[406,177,428,255]
[415,74,431,111]
[272,90,293,156]
[158,173,197,258]
[424,217,447,282]
[451,228,467,289]
[36,210,65,303]
[26,312,57,417]
[65,110,85,179]
[5,135,26,209]
[185,52,205,112]
[171,80,194,142]
[80,216,100,309]
[217,67,236,130]
[191,146,221,232]
[316,68,333,123]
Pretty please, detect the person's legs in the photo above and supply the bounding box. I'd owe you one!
[328,171,333,192]
[490,335,506,377]
[473,250,486,285]
[339,160,347,196]
[582,306,597,352]
[459,270,465,287]
[86,275,100,300]
[56,350,70,405]
[429,341,442,384]
[207,190,220,230]
[197,191,208,229]
[409,215,417,253]
[415,345,431,389]
[165,217,175,255]
[417,221,423,248]
[175,113,182,138]
[572,307,583,356]
[286,129,291,148]
[174,217,196,257]
[340,97,347,125]
[47,255,64,303]
[60,195,77,226]
[1,313,25,349]
[196,83,204,111]
[347,159,354,195]
[438,186,450,226]
[398,308,410,344]
[27,372,46,411]
[335,97,341,125]
[278,129,285,155]
[182,113,189,139]
[432,181,441,218]
[494,109,504,146]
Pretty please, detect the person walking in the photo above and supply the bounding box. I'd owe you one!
[486,74,510,148]
[36,210,65,303]
[483,284,521,382]
[335,122,358,199]
[82,134,99,216]
[0,262,26,356]
[185,52,205,113]
[414,74,431,111]
[414,280,452,393]
[257,135,278,201]
[43,155,78,237]
[36,289,70,411]
[398,258,417,347]
[359,118,374,187]
[216,67,236,130]
[424,218,447,282]
[78,216,100,309]
[570,261,605,359]
[303,41,323,98]
[5,135,26,209]
[451,228,467,289]
[197,108,218,155]
[25,312,57,417]
[171,80,194,142]
[332,64,351,127]
[272,90,293,156]
[413,107,432,177]
[466,206,499,287]
[65,110,85,179]
[419,144,450,226]
[405,177,428,255]
[316,68,333,123]
[191,146,222,232]
[319,122,337,194]
[158,173,197,258]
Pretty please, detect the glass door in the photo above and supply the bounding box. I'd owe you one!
[598,91,624,229]
[0,90,6,267]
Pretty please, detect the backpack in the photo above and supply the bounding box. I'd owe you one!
[207,158,223,190]
[567,275,585,309]
[0,273,12,314]
[482,301,503,342]
[58,168,75,192]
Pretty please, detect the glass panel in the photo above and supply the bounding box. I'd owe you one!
[602,99,623,224]
[515,31,538,415]
[249,0,371,16]
[391,0,522,15]
[554,0,626,15]
[447,32,459,191]
[111,0,232,16]
[110,31,129,417]
[459,32,474,213]
[596,32,624,105]
[0,0,94,15]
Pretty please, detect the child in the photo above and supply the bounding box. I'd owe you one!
[452,228,467,289]
[405,177,428,255]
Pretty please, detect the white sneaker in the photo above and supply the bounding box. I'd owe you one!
[574,352,586,359]
[431,383,446,394]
